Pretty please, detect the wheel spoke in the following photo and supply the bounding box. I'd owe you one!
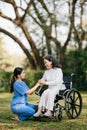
[74,102,80,106]
[74,105,78,115]
[73,91,75,101]
[74,96,79,102]
[66,100,71,105]
[67,105,72,111]
[71,107,73,116]
[65,90,82,119]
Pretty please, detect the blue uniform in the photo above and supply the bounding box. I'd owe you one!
[10,81,37,121]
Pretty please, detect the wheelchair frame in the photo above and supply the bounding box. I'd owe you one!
[35,73,82,121]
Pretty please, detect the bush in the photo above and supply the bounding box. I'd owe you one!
[0,70,44,92]
[24,70,44,87]
[64,49,87,90]
[0,71,12,92]
[0,68,87,92]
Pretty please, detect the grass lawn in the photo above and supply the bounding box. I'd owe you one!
[0,92,87,130]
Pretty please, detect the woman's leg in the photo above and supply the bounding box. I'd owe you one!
[14,113,20,121]
[38,89,50,108]
[33,89,49,117]
[44,88,59,117]
[12,104,36,121]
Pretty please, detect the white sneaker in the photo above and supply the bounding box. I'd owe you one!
[44,113,52,118]
[33,113,43,117]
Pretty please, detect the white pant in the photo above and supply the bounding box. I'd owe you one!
[39,87,59,111]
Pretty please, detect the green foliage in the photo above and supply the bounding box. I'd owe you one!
[0,70,44,92]
[24,70,44,87]
[0,55,87,92]
[64,49,87,90]
[0,71,12,92]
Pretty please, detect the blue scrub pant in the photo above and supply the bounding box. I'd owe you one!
[11,103,37,121]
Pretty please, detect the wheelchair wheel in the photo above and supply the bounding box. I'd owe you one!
[55,107,62,121]
[65,89,82,119]
[58,113,62,121]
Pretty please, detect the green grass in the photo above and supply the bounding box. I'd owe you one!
[0,92,87,130]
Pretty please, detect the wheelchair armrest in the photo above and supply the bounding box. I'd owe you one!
[63,82,70,85]
[35,85,48,96]
[59,89,67,95]
[54,89,68,103]
[63,82,70,89]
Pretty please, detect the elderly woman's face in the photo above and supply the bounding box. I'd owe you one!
[44,59,52,69]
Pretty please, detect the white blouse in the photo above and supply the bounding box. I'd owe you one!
[42,68,66,90]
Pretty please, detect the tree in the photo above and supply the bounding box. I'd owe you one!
[0,0,87,70]
[0,0,42,69]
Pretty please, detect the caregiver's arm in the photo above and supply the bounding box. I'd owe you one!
[26,83,40,95]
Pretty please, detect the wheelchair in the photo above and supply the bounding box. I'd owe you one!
[35,73,82,121]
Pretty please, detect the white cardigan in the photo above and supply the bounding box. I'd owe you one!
[42,68,65,90]
[38,68,66,111]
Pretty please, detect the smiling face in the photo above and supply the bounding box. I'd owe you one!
[17,70,25,80]
[44,59,53,69]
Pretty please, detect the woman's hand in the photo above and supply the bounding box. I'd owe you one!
[35,82,41,87]
[38,79,46,85]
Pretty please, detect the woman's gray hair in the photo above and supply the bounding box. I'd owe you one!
[44,55,61,68]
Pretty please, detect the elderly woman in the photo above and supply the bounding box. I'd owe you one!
[34,55,66,118]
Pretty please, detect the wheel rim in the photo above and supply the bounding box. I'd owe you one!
[65,89,82,119]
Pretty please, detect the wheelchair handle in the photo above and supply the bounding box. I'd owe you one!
[71,73,75,77]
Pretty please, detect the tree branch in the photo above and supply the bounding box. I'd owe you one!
[0,27,27,51]
[0,27,36,68]
[63,24,72,51]
[33,1,46,24]
[0,0,14,4]
[21,0,34,21]
[29,13,42,28]
[0,12,13,22]
[0,0,21,21]
[10,0,20,19]
[38,0,50,14]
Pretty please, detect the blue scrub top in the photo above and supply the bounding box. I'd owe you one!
[11,81,29,106]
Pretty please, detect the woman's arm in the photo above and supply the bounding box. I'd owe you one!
[26,83,40,95]
[38,69,63,86]
[46,69,63,86]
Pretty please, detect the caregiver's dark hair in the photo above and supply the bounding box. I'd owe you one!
[10,67,23,93]
[44,55,61,68]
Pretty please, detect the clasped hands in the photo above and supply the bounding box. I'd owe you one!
[36,79,46,88]
[38,79,46,86]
